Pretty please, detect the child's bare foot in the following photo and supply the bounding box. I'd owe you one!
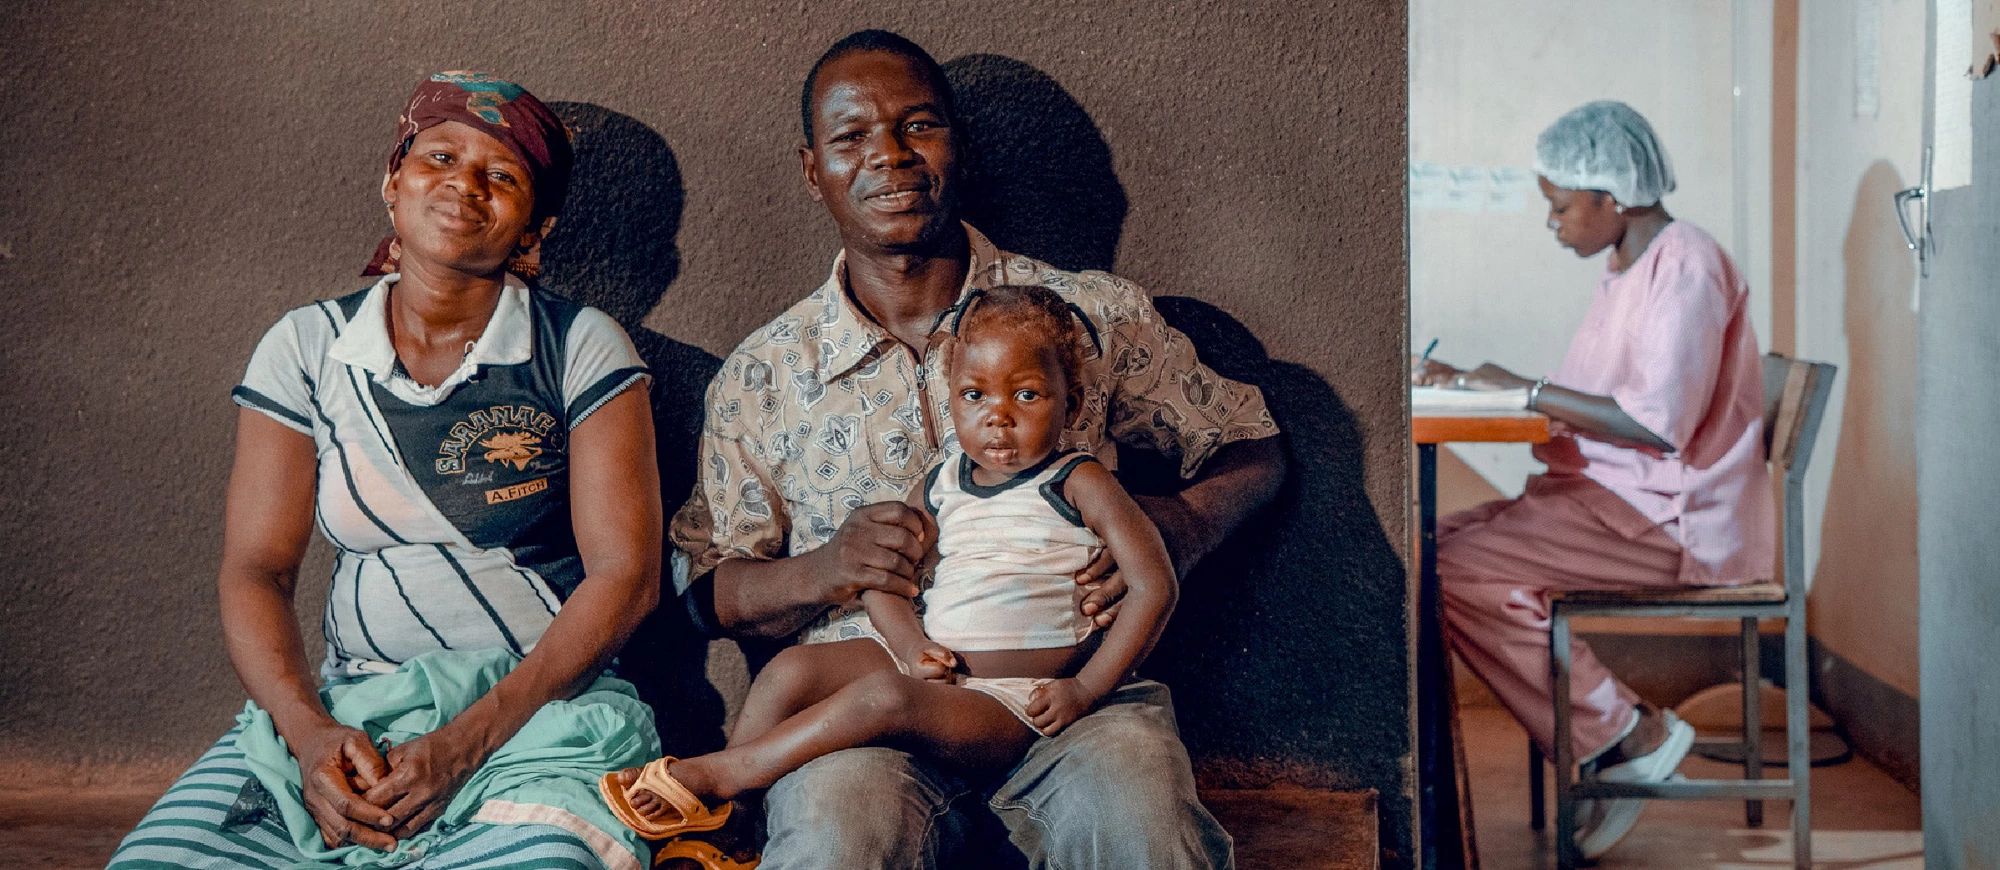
[614,758,730,820]
[611,767,662,816]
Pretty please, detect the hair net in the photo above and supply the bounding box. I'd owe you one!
[1532,101,1676,207]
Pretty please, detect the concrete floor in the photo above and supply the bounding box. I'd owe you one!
[1458,704,1924,869]
[0,786,158,870]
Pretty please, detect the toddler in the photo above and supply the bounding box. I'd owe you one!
[601,284,1179,848]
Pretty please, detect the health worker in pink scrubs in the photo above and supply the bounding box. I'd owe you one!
[1412,100,1773,860]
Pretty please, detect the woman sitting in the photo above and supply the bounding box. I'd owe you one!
[1413,100,1772,860]
[108,72,665,870]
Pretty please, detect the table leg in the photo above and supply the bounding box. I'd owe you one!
[1417,443,1475,870]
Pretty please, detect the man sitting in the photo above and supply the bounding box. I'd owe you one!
[671,29,1286,869]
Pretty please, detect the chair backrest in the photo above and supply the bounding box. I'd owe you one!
[1760,353,1837,483]
[1759,353,1837,593]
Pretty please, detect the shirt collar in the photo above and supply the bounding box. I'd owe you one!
[328,272,535,383]
[812,222,1007,384]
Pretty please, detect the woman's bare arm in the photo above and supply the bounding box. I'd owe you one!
[1521,380,1674,453]
[218,409,398,849]
[1416,360,1672,453]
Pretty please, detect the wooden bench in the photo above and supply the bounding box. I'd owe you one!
[0,783,1380,870]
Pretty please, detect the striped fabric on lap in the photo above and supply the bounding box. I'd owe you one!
[107,732,294,870]
[108,728,609,870]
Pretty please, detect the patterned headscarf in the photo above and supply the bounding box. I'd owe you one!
[364,71,573,278]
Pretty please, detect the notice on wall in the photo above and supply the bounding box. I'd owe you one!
[1488,167,1537,212]
[1445,165,1489,211]
[1936,0,1974,190]
[1410,162,1451,210]
[1409,162,1541,214]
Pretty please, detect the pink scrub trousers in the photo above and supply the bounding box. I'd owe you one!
[1438,474,1689,762]
[1443,220,1773,761]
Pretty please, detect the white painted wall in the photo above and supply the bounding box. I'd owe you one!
[1410,0,1771,495]
[1794,0,1926,695]
[1795,0,1925,566]
[1411,0,1926,695]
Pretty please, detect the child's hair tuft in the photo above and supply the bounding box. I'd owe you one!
[949,284,1087,386]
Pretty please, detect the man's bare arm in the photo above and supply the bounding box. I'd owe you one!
[703,502,936,639]
[1080,435,1285,622]
[1141,435,1287,571]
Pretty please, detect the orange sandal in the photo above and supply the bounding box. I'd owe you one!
[655,837,760,869]
[600,758,732,840]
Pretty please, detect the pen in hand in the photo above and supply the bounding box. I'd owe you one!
[1413,338,1441,386]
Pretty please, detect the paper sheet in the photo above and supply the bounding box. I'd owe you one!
[1487,167,1537,213]
[1444,165,1488,212]
[1411,161,1451,210]
[1408,163,1539,213]
[1411,387,1530,413]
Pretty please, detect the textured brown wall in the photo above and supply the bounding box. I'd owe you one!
[0,0,1410,859]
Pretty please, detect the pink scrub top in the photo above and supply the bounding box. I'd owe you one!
[1532,220,1774,585]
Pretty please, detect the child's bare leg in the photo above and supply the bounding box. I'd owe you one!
[671,671,1039,803]
[614,638,898,817]
[730,638,898,745]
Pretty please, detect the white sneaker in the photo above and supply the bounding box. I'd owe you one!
[1576,710,1695,860]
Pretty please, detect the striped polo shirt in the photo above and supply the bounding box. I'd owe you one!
[232,273,649,679]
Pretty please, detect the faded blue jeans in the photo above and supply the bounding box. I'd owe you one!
[758,680,1233,869]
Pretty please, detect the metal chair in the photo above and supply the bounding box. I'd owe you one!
[1525,353,1836,869]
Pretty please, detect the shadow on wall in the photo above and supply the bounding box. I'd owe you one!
[1814,159,1919,681]
[1143,297,1409,824]
[1807,159,1921,780]
[945,54,1128,272]
[538,102,727,756]
[946,55,1411,864]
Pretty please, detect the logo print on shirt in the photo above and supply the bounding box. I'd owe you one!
[480,432,543,470]
[485,476,549,504]
[436,405,558,474]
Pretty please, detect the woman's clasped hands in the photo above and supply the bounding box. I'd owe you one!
[289,721,396,851]
[290,715,491,850]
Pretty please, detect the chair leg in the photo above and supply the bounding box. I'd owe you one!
[1529,740,1545,831]
[1742,617,1763,828]
[1552,609,1580,869]
[1787,611,1812,869]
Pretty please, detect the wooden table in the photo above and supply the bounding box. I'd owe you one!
[1414,410,1550,870]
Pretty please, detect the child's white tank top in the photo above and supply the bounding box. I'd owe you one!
[921,450,1104,651]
